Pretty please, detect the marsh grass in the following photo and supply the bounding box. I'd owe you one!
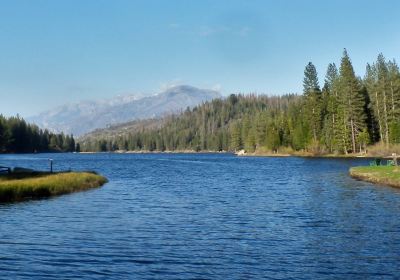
[350,166,400,188]
[0,171,107,202]
[366,142,400,157]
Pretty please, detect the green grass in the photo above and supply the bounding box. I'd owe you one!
[349,166,400,188]
[0,171,107,202]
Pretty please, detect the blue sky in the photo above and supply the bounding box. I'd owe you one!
[0,0,399,117]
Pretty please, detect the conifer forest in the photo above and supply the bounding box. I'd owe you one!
[0,115,77,153]
[81,50,400,155]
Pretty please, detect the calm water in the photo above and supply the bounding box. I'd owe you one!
[1,153,400,279]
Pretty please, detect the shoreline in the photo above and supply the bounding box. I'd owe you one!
[77,150,382,159]
[1,150,389,159]
[79,150,230,154]
[350,166,400,188]
[80,150,371,158]
[236,152,377,159]
[0,171,108,203]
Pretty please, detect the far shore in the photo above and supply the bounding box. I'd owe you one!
[79,150,229,154]
[236,151,378,159]
[76,149,389,159]
[7,148,394,159]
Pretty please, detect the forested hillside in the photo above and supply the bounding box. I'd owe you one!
[80,50,400,155]
[0,115,77,153]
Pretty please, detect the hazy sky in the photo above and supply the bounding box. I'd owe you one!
[0,0,399,117]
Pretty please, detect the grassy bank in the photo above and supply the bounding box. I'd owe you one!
[350,166,400,188]
[0,171,107,202]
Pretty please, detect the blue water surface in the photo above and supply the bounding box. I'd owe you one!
[0,153,399,279]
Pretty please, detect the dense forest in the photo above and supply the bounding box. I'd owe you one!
[80,49,400,154]
[0,115,77,153]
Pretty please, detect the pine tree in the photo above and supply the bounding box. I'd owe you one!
[244,127,256,152]
[376,53,390,146]
[0,116,7,152]
[387,60,400,143]
[254,112,267,149]
[265,122,280,152]
[364,63,382,142]
[338,49,367,153]
[49,135,58,151]
[303,62,322,146]
[230,122,242,151]
[322,63,340,152]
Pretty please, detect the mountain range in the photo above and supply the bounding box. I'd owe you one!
[28,85,221,136]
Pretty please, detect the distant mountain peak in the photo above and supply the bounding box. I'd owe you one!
[28,85,221,136]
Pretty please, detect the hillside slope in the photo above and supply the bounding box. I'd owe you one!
[79,94,302,152]
[28,85,220,136]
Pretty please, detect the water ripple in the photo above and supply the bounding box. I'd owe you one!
[0,153,399,279]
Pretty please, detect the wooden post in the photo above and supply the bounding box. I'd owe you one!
[49,159,53,173]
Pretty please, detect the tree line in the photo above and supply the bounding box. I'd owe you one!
[0,115,78,153]
[80,50,400,154]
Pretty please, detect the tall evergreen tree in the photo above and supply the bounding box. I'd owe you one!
[338,49,367,153]
[0,116,6,152]
[376,53,391,146]
[322,63,341,152]
[387,59,400,143]
[303,62,322,145]
[230,122,242,151]
[364,63,382,142]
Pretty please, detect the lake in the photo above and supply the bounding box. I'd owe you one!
[1,153,400,279]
